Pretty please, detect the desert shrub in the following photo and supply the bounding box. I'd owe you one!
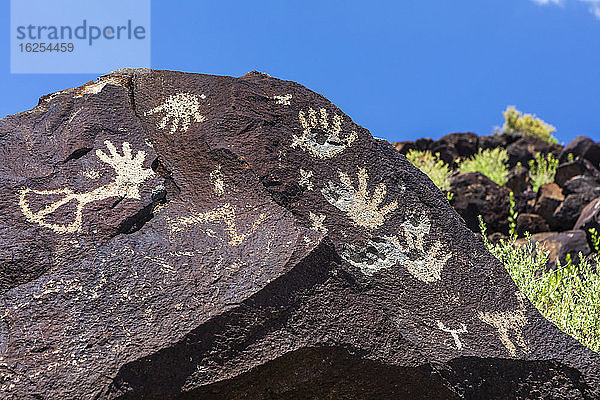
[528,153,559,192]
[458,148,509,186]
[501,106,558,144]
[480,216,600,352]
[406,150,451,191]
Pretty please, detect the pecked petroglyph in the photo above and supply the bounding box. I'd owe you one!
[309,212,327,234]
[18,141,154,234]
[169,203,266,246]
[273,94,292,106]
[341,213,451,281]
[397,213,451,283]
[293,107,357,159]
[437,320,467,350]
[145,93,206,134]
[210,165,225,196]
[478,292,529,357]
[322,167,398,230]
[299,169,314,191]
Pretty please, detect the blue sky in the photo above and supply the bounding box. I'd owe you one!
[1,0,599,143]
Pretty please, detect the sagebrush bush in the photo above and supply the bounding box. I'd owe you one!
[501,106,558,144]
[406,150,451,191]
[480,216,600,352]
[528,153,559,192]
[459,148,509,186]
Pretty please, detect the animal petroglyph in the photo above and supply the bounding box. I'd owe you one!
[397,213,451,283]
[341,213,451,281]
[19,141,154,234]
[322,167,398,230]
[309,212,327,234]
[273,94,292,106]
[169,203,266,246]
[293,107,357,159]
[145,93,206,134]
[478,292,529,357]
[210,165,225,196]
[437,321,467,350]
[299,169,314,191]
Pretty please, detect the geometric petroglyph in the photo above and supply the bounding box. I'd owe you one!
[478,292,529,357]
[18,141,155,234]
[145,93,207,134]
[293,107,357,159]
[273,94,292,106]
[437,320,467,350]
[210,165,225,196]
[322,167,398,230]
[341,213,451,281]
[169,203,266,246]
[299,169,314,191]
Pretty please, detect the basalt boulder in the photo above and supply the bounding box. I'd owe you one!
[449,172,511,234]
[1,69,599,399]
[559,136,600,167]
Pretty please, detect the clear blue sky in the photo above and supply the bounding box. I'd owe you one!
[1,0,599,143]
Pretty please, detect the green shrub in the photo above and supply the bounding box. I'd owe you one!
[459,148,509,186]
[528,153,559,192]
[406,150,451,191]
[501,106,558,144]
[480,216,600,352]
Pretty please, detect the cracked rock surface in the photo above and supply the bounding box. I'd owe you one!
[0,69,599,399]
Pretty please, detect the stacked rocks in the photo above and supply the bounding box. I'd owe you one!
[395,134,600,266]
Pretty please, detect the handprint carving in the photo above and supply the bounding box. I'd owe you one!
[169,203,266,246]
[145,93,206,134]
[292,108,357,159]
[18,141,154,234]
[478,292,529,357]
[322,167,397,230]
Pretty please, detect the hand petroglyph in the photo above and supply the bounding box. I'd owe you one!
[19,141,154,234]
[292,107,357,159]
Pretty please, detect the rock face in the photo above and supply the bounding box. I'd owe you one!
[449,172,511,234]
[1,69,599,399]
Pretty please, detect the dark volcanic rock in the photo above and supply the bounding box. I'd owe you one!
[574,197,600,244]
[516,213,549,236]
[534,183,565,223]
[505,136,562,168]
[429,132,479,167]
[449,172,511,235]
[515,230,591,268]
[559,136,600,167]
[555,159,600,186]
[393,138,433,155]
[479,133,522,150]
[1,69,599,399]
[504,165,529,194]
[562,175,600,196]
[553,193,598,231]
